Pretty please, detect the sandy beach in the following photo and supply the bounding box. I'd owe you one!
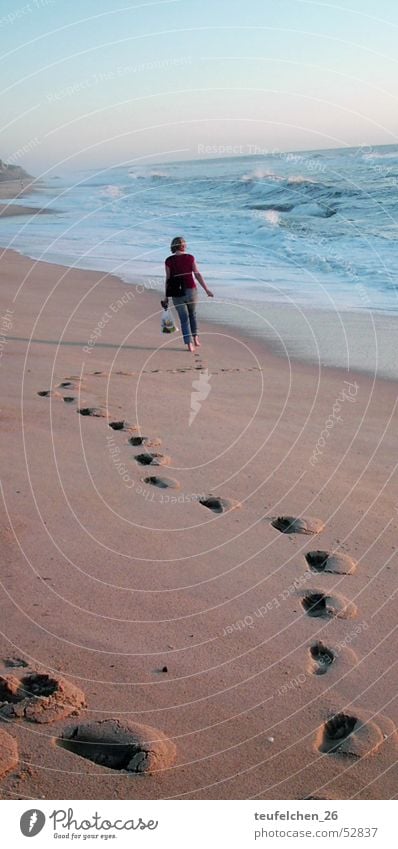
[0,247,397,800]
[0,179,39,200]
[0,179,48,219]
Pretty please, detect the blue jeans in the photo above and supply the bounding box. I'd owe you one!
[172,289,198,344]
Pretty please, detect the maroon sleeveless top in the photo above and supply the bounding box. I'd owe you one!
[165,253,196,289]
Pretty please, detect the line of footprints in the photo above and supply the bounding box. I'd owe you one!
[2,376,391,782]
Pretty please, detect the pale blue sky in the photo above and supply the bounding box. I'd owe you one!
[1,0,398,174]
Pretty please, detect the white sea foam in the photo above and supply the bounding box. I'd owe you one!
[101,185,124,198]
[263,209,281,226]
[1,145,397,328]
[241,168,282,183]
[287,175,317,185]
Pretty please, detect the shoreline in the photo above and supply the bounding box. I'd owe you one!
[0,204,52,218]
[0,247,397,799]
[1,241,397,381]
[0,177,42,199]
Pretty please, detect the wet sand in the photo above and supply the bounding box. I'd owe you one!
[0,178,38,199]
[0,204,51,218]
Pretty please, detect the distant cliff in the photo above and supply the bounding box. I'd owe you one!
[0,159,32,182]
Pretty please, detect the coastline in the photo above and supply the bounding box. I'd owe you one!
[0,178,40,199]
[0,247,397,800]
[0,236,396,380]
[0,204,52,218]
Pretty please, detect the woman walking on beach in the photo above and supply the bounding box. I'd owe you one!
[164,236,213,352]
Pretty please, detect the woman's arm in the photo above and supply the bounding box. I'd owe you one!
[193,260,214,297]
[164,264,170,300]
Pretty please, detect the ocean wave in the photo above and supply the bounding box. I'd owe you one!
[249,203,295,212]
[128,169,169,180]
[293,202,336,218]
[362,150,398,161]
[287,175,318,185]
[100,185,125,198]
[262,209,281,226]
[241,168,283,183]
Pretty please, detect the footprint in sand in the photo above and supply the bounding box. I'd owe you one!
[0,671,86,724]
[143,475,180,489]
[129,435,161,448]
[199,495,241,515]
[134,452,170,466]
[309,642,335,675]
[316,709,396,758]
[58,380,75,389]
[272,516,325,534]
[4,657,29,668]
[56,718,176,774]
[308,641,358,677]
[108,420,127,430]
[38,381,80,401]
[0,728,18,778]
[78,407,105,417]
[305,550,357,575]
[301,591,357,620]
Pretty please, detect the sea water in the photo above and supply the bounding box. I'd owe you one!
[1,144,397,376]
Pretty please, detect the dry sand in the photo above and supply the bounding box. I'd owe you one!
[0,247,397,800]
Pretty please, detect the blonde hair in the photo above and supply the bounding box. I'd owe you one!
[170,236,186,253]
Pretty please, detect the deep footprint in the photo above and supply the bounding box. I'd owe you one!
[316,711,387,758]
[63,396,75,403]
[4,657,28,668]
[309,642,335,674]
[129,435,161,447]
[143,476,180,489]
[56,718,176,774]
[134,453,169,466]
[302,593,327,617]
[199,495,240,514]
[78,407,104,417]
[305,550,357,574]
[301,591,356,620]
[272,516,324,534]
[37,390,51,397]
[108,421,125,430]
[0,672,86,723]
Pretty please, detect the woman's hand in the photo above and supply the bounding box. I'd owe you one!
[206,289,214,298]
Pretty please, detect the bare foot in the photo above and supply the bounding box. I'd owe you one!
[187,342,195,352]
[194,336,201,347]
